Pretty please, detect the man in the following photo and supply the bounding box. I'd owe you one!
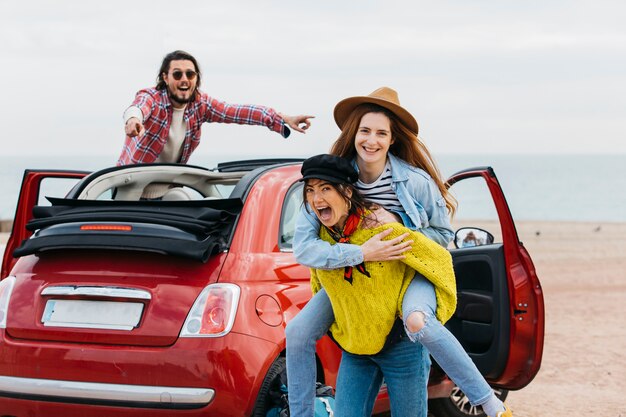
[118,50,314,168]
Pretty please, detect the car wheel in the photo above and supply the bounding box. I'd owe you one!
[252,356,287,417]
[429,386,508,417]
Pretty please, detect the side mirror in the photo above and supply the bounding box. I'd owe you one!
[454,227,494,249]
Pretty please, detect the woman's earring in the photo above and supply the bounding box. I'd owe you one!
[347,200,352,211]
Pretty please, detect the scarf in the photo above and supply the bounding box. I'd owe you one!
[326,209,371,285]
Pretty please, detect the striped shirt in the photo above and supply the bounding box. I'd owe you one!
[355,162,403,212]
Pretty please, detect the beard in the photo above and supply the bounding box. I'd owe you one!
[167,86,195,106]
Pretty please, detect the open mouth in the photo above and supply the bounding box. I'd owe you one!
[316,207,333,223]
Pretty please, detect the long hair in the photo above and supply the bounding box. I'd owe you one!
[155,50,202,94]
[329,103,457,217]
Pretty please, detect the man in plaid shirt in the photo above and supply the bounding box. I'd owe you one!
[118,50,313,167]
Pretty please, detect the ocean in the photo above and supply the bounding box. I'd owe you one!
[0,154,624,223]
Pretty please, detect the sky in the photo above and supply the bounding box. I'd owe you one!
[1,0,625,159]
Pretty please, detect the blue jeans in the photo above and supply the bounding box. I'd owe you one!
[335,337,429,417]
[402,273,494,406]
[285,289,336,417]
[286,289,429,417]
[286,275,494,417]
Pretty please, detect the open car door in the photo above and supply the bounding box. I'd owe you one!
[445,167,544,390]
[1,170,88,278]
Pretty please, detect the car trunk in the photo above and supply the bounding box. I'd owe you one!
[5,250,226,347]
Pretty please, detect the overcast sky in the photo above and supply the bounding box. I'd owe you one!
[1,0,625,159]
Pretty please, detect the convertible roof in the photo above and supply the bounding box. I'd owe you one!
[14,197,243,262]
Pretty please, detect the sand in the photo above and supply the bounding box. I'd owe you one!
[496,221,626,416]
[1,221,625,415]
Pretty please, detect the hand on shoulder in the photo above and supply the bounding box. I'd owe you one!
[360,227,412,262]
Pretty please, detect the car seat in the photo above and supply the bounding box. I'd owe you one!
[161,187,195,201]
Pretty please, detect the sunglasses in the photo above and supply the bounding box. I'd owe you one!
[170,70,197,81]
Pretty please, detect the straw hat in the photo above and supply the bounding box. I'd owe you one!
[333,87,419,135]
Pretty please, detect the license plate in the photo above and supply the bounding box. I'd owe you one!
[42,300,144,330]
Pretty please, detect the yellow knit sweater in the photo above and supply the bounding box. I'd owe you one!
[311,222,457,355]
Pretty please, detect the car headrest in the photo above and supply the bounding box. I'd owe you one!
[161,187,194,201]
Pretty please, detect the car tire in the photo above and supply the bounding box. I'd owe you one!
[429,386,508,417]
[252,356,287,417]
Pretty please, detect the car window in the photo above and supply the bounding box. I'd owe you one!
[218,184,236,198]
[37,177,82,205]
[279,183,303,251]
[448,177,502,247]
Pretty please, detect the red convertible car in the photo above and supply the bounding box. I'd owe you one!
[0,159,544,417]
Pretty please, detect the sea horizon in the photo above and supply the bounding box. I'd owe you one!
[1,153,624,223]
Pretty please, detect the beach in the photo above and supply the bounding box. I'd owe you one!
[1,220,625,415]
[456,220,626,416]
[499,221,626,416]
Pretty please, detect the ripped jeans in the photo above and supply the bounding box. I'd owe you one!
[286,289,429,417]
[285,274,494,417]
[402,273,493,406]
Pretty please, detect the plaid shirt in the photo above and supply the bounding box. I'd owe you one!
[117,88,289,165]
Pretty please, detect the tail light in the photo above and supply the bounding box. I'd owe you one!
[180,284,240,338]
[0,276,16,328]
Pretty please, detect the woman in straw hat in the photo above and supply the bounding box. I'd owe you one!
[286,87,512,417]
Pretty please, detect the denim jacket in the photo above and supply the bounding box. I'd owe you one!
[293,153,454,269]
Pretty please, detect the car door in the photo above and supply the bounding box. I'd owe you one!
[446,167,544,390]
[1,170,88,278]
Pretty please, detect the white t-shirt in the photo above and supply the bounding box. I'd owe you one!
[126,105,187,198]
